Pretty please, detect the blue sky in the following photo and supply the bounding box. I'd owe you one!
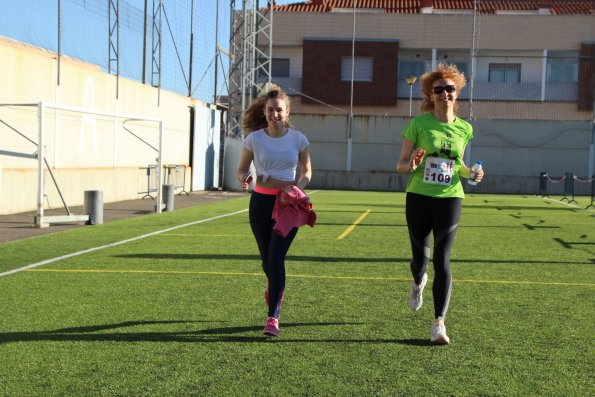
[0,1,303,103]
[1,1,229,103]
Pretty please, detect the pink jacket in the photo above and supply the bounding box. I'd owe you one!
[272,186,317,237]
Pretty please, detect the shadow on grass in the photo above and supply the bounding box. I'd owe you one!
[113,253,593,265]
[0,320,431,345]
[48,320,201,333]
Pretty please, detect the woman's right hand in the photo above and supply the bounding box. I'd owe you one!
[410,148,426,170]
[240,173,253,191]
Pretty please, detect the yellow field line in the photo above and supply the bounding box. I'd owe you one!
[337,209,372,240]
[25,268,594,287]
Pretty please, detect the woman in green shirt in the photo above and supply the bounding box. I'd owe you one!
[396,64,484,345]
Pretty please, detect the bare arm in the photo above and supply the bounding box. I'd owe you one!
[459,145,471,178]
[396,139,426,173]
[296,146,312,190]
[236,147,254,190]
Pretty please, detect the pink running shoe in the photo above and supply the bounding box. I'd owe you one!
[263,317,279,336]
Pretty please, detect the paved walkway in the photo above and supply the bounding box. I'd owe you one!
[0,190,246,244]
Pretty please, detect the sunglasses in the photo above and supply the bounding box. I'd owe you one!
[432,85,456,94]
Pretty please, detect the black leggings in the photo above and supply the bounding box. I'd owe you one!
[405,192,462,320]
[249,192,298,319]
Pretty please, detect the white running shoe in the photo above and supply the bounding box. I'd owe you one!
[407,273,428,311]
[431,320,450,345]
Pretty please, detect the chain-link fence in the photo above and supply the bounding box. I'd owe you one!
[1,0,229,104]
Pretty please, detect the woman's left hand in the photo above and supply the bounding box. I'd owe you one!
[474,168,485,183]
[277,184,294,205]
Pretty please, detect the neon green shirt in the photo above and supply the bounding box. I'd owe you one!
[402,112,473,198]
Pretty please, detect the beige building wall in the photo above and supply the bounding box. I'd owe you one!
[252,11,595,193]
[271,14,594,49]
[266,13,594,121]
[0,37,197,215]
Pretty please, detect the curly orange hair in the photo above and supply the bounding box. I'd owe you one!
[420,63,466,114]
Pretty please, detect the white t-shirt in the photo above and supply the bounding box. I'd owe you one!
[243,128,309,182]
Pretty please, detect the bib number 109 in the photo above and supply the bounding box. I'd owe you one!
[427,172,451,184]
[423,156,454,186]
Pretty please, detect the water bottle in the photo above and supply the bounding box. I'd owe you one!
[467,161,482,186]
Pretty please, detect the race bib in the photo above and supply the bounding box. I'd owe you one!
[423,156,454,186]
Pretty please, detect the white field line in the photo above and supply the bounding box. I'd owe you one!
[540,197,594,212]
[0,190,319,278]
[0,209,248,278]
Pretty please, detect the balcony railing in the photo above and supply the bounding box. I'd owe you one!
[261,77,578,103]
[397,82,578,102]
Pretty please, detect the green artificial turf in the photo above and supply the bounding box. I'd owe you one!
[0,191,593,396]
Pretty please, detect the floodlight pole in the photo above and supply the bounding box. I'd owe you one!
[469,0,477,123]
[346,0,356,172]
[589,88,595,179]
[466,0,478,165]
[214,0,219,102]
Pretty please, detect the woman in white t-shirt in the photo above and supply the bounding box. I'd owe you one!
[236,85,312,336]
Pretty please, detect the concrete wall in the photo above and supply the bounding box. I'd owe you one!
[291,114,594,195]
[263,12,594,120]
[192,106,222,191]
[0,37,221,215]
[221,112,592,195]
